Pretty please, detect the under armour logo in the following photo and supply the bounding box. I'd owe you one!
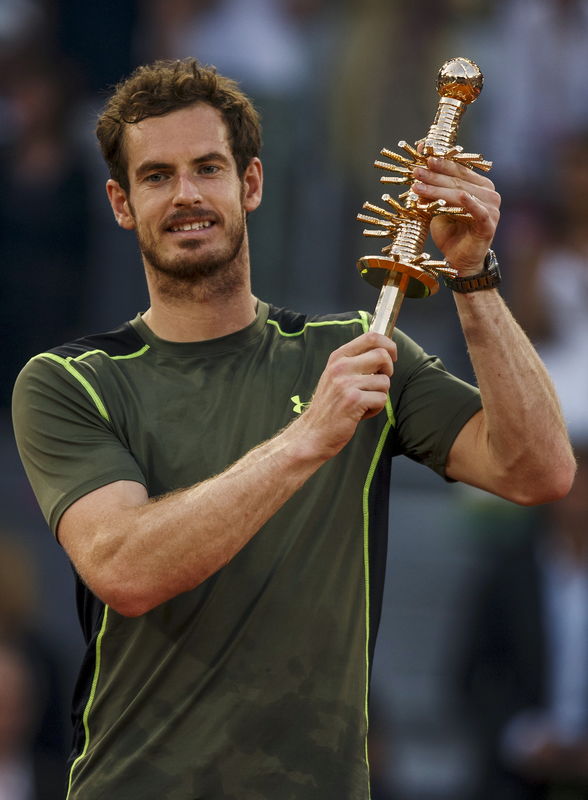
[291,395,311,414]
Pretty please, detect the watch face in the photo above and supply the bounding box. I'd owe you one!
[484,249,499,273]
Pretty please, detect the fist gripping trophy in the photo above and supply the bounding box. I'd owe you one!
[357,57,492,337]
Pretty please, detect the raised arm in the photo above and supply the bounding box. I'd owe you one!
[413,157,576,504]
[57,332,396,617]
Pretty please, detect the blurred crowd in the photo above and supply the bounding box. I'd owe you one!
[1,0,588,798]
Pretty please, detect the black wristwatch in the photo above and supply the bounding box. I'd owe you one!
[444,249,501,293]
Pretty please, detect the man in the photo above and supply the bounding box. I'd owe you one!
[12,58,574,799]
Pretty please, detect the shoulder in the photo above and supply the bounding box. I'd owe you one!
[46,319,147,361]
[13,320,147,426]
[265,305,369,339]
[15,320,147,386]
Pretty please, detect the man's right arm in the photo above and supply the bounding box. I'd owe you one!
[53,332,396,617]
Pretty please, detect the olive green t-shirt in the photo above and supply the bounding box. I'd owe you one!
[12,301,481,800]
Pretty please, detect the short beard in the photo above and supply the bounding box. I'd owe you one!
[138,216,248,303]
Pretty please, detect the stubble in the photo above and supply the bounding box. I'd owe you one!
[135,207,249,303]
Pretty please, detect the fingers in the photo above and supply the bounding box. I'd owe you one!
[411,157,501,254]
[454,192,497,238]
[293,332,396,460]
[419,156,493,188]
[358,372,391,392]
[360,392,391,420]
[328,349,395,383]
[331,331,397,365]
[312,332,394,409]
[321,333,394,413]
[412,157,501,215]
[311,371,390,426]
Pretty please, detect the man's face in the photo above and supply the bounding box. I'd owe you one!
[107,103,262,299]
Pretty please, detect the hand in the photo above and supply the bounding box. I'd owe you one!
[296,332,397,461]
[411,156,501,275]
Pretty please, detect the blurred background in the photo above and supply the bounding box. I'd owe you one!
[2,0,588,798]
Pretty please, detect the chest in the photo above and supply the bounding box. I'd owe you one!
[106,338,330,495]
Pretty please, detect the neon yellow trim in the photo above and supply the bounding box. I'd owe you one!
[361,418,393,793]
[384,395,394,426]
[75,345,150,362]
[40,353,110,421]
[266,315,365,337]
[66,605,110,799]
[34,345,150,423]
[358,309,395,426]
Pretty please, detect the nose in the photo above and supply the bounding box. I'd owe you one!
[173,174,202,206]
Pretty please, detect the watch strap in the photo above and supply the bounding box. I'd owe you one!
[444,249,501,293]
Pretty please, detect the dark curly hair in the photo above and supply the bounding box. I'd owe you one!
[96,58,262,192]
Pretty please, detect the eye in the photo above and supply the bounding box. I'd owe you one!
[199,164,220,176]
[145,173,167,184]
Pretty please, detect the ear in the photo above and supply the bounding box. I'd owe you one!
[106,179,136,230]
[242,158,263,213]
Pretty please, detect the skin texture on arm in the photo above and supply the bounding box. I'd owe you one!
[57,332,396,617]
[412,157,576,504]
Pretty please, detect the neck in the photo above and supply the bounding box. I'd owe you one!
[142,284,258,342]
[140,228,258,341]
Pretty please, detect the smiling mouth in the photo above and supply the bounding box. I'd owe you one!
[169,220,214,233]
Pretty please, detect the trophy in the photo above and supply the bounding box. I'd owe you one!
[357,57,492,337]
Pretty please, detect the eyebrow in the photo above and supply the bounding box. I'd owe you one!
[134,152,232,180]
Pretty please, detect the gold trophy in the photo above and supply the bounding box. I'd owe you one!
[357,57,492,337]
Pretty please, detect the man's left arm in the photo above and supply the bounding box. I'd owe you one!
[412,157,576,505]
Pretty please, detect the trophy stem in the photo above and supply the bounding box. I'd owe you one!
[369,271,410,337]
[424,97,465,153]
[387,217,430,261]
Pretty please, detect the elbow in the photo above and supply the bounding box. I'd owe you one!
[80,525,214,617]
[83,532,165,618]
[108,594,152,618]
[500,455,577,507]
[93,577,155,618]
[86,556,162,617]
[91,563,210,618]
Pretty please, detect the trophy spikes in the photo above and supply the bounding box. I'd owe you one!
[357,57,492,338]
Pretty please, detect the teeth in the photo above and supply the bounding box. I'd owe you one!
[171,221,212,232]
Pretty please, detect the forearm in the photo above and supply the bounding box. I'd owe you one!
[450,288,575,502]
[411,155,575,501]
[85,421,326,616]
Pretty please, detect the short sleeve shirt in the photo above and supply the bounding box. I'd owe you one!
[12,301,481,800]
